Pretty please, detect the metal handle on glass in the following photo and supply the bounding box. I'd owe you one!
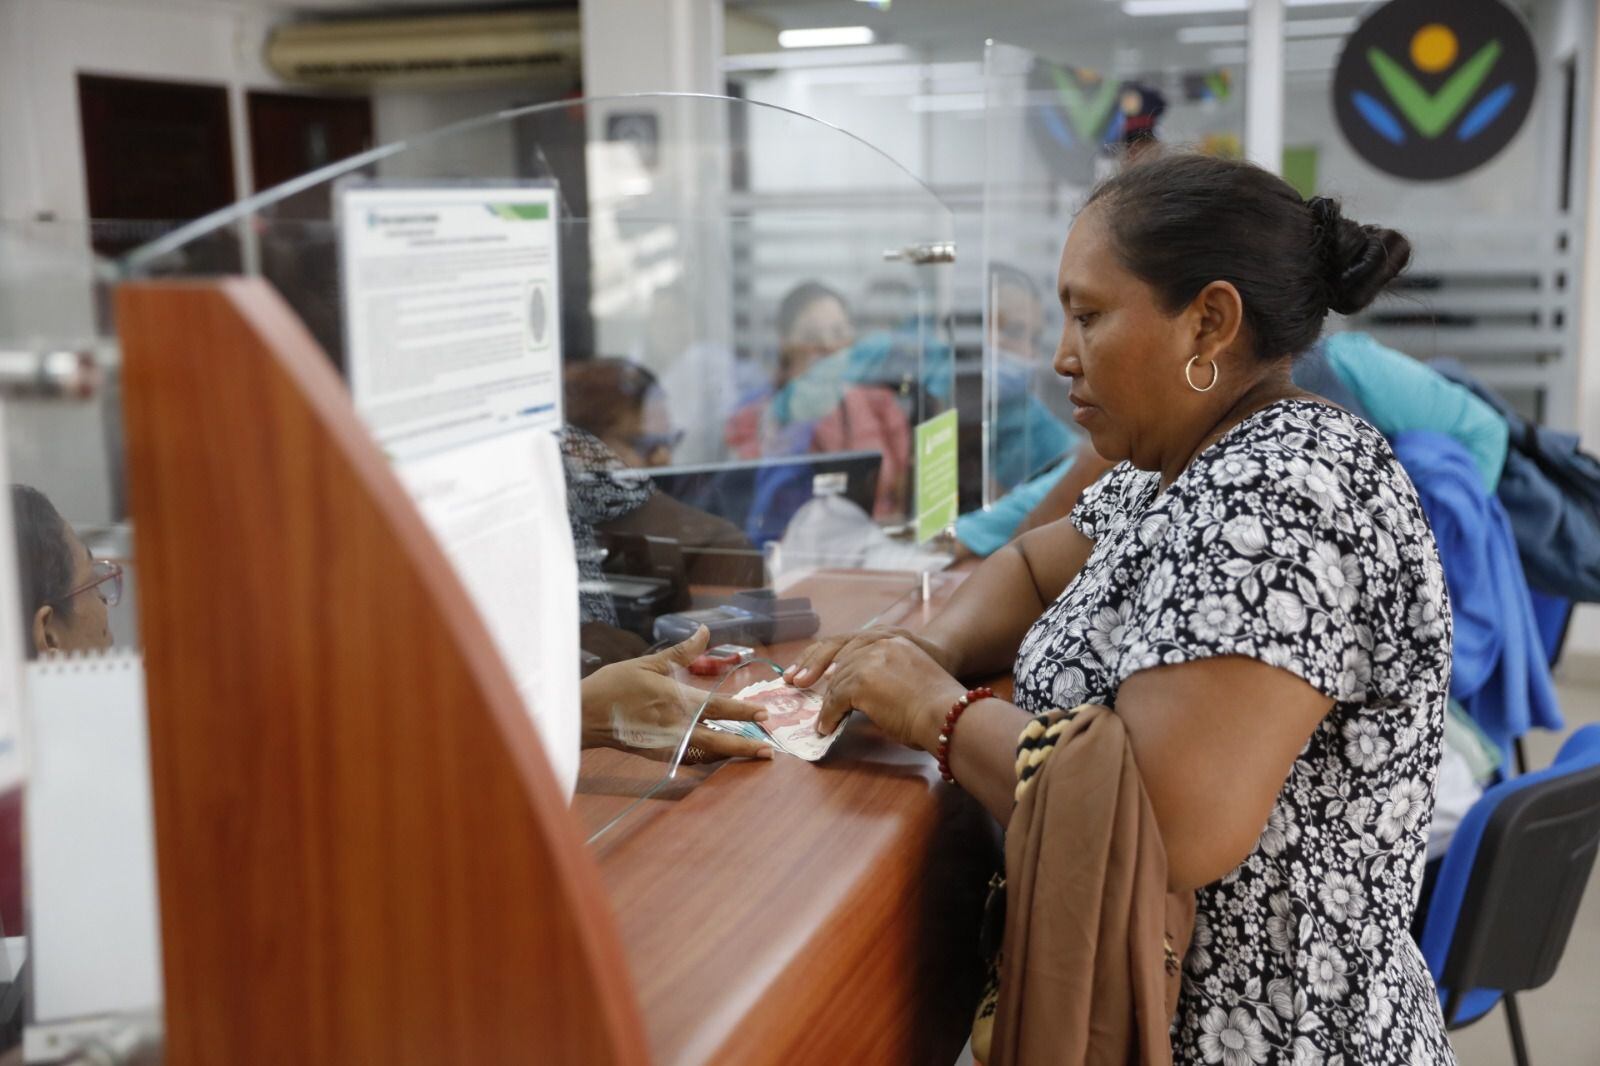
[881,241,957,265]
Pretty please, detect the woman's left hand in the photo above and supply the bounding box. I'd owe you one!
[814,635,967,751]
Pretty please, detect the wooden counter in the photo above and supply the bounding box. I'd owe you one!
[572,569,1003,1066]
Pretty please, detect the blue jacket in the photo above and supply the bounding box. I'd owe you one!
[1392,431,1562,758]
[1431,359,1600,602]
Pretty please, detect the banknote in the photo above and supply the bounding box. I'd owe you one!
[724,677,845,762]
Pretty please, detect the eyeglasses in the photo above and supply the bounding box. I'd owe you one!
[56,559,123,608]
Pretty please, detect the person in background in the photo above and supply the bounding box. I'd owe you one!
[790,153,1456,1063]
[953,266,1109,559]
[4,484,120,960]
[11,483,116,659]
[772,281,857,386]
[564,357,684,470]
[1117,82,1167,165]
[724,282,910,518]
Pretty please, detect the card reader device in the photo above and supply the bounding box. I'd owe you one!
[652,589,821,647]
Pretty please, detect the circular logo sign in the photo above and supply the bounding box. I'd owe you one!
[1333,0,1538,181]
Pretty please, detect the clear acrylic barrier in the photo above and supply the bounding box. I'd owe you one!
[2,221,160,1060]
[113,99,952,843]
[978,41,1247,511]
[3,94,959,1057]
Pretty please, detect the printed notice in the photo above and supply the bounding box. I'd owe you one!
[914,409,959,544]
[340,183,562,458]
[395,428,582,796]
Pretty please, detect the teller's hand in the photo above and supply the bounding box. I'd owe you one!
[581,627,775,762]
[815,634,966,752]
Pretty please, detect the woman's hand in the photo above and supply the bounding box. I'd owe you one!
[815,635,967,750]
[784,626,957,689]
[581,627,774,762]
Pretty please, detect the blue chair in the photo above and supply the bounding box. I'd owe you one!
[1417,724,1600,1065]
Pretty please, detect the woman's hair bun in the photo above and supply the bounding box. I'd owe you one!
[1307,196,1412,316]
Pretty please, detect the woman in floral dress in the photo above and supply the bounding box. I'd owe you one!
[789,152,1456,1065]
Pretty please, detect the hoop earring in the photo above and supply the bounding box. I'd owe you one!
[1185,355,1219,393]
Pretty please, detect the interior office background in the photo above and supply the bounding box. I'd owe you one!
[7,0,1597,673]
[1,0,1598,1062]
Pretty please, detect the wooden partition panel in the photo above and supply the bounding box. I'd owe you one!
[118,279,648,1065]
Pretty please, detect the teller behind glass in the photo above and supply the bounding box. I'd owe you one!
[788,152,1457,1064]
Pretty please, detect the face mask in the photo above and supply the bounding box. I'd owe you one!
[770,346,854,425]
[992,349,1037,404]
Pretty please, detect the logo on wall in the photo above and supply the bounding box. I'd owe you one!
[1333,0,1538,181]
[1028,62,1179,183]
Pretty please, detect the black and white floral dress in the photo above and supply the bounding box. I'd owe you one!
[1013,399,1456,1065]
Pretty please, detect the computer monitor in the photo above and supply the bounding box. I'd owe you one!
[625,450,883,546]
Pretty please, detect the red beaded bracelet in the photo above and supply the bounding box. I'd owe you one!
[936,686,993,784]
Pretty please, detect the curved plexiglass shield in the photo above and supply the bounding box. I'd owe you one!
[111,93,958,841]
[5,93,960,1055]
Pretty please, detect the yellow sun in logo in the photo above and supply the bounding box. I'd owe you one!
[1410,23,1460,73]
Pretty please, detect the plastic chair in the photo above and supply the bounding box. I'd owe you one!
[1417,724,1600,1066]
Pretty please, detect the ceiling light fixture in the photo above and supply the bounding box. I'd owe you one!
[722,43,911,71]
[1178,16,1357,43]
[1127,0,1366,13]
[1124,0,1246,15]
[778,26,876,48]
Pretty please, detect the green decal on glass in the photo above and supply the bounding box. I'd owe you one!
[490,202,550,220]
[914,409,960,544]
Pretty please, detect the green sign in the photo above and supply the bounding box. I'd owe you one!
[914,410,959,544]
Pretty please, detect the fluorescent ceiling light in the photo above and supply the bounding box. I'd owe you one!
[1211,39,1343,70]
[1129,0,1364,12]
[723,43,910,71]
[1124,0,1246,15]
[778,25,876,48]
[1179,16,1356,43]
[908,92,987,113]
[1179,24,1250,43]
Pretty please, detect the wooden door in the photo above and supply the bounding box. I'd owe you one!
[77,74,239,263]
[246,90,373,216]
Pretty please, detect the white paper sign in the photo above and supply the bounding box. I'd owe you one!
[24,651,162,1021]
[396,428,582,796]
[340,183,563,458]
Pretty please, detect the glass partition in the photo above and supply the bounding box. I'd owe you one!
[117,92,958,815]
[978,40,1246,513]
[1,220,160,1060]
[121,101,947,813]
[3,93,961,1057]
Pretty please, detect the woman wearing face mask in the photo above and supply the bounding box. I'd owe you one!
[724,282,911,519]
[789,153,1455,1064]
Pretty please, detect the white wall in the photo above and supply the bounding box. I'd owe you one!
[0,0,288,224]
[369,87,525,178]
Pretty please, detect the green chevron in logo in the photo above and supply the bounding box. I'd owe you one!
[1049,65,1120,142]
[1366,39,1502,138]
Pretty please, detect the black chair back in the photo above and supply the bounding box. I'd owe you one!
[1441,762,1600,1023]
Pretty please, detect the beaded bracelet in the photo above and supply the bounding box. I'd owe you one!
[936,686,993,784]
